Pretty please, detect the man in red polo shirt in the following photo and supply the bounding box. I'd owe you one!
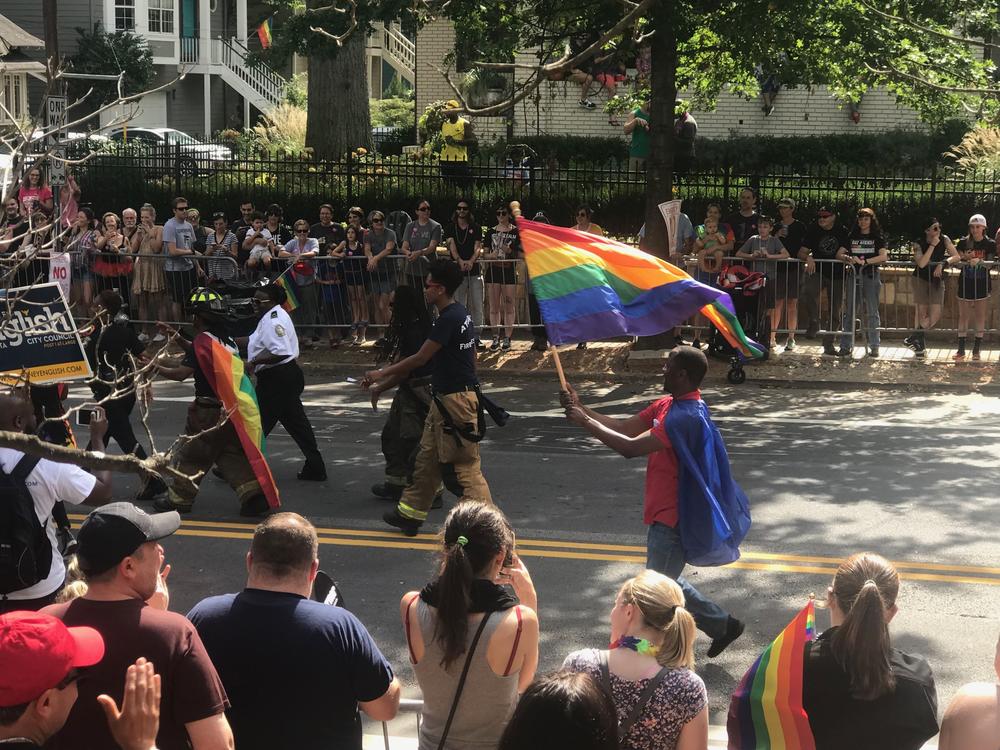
[562,346,746,657]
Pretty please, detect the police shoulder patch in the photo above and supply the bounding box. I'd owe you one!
[270,310,279,318]
[275,324,286,337]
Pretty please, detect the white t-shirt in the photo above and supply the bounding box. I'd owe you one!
[0,448,97,600]
[248,305,298,372]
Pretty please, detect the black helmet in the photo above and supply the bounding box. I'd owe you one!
[187,287,228,322]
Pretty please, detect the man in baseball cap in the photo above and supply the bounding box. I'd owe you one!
[42,503,232,750]
[0,612,104,746]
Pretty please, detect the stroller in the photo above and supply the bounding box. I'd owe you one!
[707,264,770,384]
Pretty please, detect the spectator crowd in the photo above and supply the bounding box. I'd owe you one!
[2,497,995,750]
[7,166,1000,362]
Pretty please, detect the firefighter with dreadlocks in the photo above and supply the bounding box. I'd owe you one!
[369,284,444,508]
[151,288,271,517]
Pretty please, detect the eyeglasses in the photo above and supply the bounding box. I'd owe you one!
[296,229,309,234]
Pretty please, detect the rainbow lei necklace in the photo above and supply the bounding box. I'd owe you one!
[609,635,660,657]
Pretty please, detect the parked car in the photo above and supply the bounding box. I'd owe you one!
[104,127,232,176]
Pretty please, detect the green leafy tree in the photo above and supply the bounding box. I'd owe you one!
[256,1,411,158]
[436,0,1000,255]
[66,24,155,106]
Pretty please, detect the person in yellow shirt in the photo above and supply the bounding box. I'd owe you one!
[439,101,476,188]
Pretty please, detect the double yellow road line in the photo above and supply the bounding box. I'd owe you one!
[69,515,1000,587]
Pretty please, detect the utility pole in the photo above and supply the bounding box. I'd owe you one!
[42,0,59,84]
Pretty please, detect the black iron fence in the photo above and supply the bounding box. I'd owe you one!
[63,144,1000,242]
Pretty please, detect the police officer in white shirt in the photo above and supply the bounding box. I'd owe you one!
[242,283,327,481]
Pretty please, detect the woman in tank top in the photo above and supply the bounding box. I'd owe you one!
[400,501,539,750]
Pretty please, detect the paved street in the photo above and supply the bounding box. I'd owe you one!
[66,374,1000,733]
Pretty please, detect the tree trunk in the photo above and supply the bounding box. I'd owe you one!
[635,0,678,351]
[643,0,677,259]
[306,30,372,158]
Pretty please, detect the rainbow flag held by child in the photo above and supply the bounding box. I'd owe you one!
[727,600,817,750]
[193,334,281,509]
[274,269,300,313]
[257,16,274,49]
[518,220,765,359]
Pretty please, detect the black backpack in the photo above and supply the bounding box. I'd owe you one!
[0,454,49,597]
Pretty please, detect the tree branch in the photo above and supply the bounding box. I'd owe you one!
[307,0,358,47]
[865,61,1000,94]
[857,0,1000,53]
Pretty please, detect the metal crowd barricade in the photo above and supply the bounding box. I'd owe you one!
[371,698,423,750]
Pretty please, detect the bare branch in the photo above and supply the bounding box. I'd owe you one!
[865,61,1000,94]
[308,0,358,47]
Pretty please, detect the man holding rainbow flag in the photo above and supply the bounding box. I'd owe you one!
[521,219,754,656]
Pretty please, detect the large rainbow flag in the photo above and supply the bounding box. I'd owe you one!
[727,600,816,750]
[193,334,281,509]
[518,220,765,358]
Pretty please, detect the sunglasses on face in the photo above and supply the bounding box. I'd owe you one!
[497,211,508,216]
[417,206,430,212]
[296,229,308,234]
[175,206,188,212]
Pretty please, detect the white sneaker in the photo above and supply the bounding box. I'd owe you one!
[152,333,166,343]
[138,333,150,344]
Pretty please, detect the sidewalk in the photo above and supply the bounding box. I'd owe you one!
[293,336,1000,392]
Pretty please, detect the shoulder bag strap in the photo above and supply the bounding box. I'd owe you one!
[436,611,493,750]
[617,666,670,741]
[11,453,41,482]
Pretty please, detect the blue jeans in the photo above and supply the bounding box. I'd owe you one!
[841,270,881,350]
[646,522,730,639]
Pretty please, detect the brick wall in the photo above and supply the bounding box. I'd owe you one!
[417,20,927,146]
[414,19,457,119]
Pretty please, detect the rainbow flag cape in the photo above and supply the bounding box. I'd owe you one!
[727,600,816,750]
[275,269,300,313]
[193,333,281,509]
[518,220,765,358]
[257,16,274,49]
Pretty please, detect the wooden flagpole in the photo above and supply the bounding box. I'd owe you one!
[548,344,569,391]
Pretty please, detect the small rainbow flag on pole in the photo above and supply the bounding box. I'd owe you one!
[727,599,816,750]
[274,269,300,313]
[257,16,274,49]
[518,220,765,358]
[193,334,281,509]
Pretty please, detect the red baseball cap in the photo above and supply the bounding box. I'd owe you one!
[0,612,105,706]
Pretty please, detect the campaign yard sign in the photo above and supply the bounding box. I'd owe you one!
[0,282,92,385]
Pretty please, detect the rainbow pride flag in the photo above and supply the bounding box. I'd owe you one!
[727,600,816,750]
[257,16,273,49]
[193,334,281,509]
[275,269,300,313]
[519,220,765,358]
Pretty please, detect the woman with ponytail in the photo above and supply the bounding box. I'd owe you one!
[563,570,708,750]
[803,552,938,749]
[400,501,539,749]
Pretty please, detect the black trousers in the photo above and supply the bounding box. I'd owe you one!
[256,361,325,472]
[89,392,144,457]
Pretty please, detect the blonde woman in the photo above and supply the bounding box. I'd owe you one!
[563,571,708,750]
[130,204,167,343]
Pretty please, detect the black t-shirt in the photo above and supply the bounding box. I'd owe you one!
[913,235,950,280]
[802,627,938,750]
[429,302,477,392]
[400,319,433,379]
[87,317,145,393]
[774,219,806,256]
[311,222,347,281]
[448,222,483,275]
[726,211,761,247]
[803,222,849,277]
[956,235,994,282]
[848,229,886,271]
[188,589,394,750]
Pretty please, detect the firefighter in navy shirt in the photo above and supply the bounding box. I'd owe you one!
[240,283,327,481]
[363,260,492,536]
